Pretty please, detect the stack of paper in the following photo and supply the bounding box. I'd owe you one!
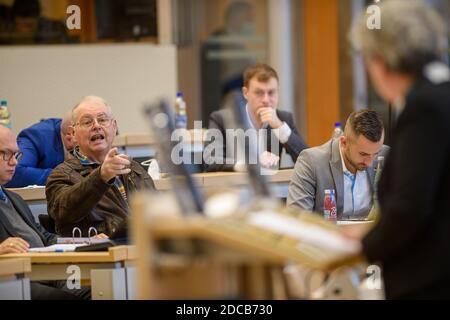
[28,244,87,252]
[247,210,362,255]
[57,238,110,245]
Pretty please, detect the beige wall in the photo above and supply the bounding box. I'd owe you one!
[0,44,177,134]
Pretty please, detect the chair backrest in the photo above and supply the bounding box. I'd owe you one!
[38,214,56,234]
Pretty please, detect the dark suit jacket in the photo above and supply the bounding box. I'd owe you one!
[362,77,450,299]
[203,108,308,172]
[0,189,56,246]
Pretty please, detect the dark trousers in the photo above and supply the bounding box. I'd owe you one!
[395,278,450,300]
[31,281,91,300]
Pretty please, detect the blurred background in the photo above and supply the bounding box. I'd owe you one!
[0,0,449,146]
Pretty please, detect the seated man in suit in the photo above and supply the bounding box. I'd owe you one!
[287,109,389,220]
[0,125,90,299]
[203,63,308,172]
[46,96,155,237]
[5,113,75,188]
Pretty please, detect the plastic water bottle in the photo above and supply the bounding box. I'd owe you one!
[0,100,11,129]
[332,122,343,139]
[174,92,187,129]
[323,189,337,222]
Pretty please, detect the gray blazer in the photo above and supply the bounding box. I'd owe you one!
[287,139,389,219]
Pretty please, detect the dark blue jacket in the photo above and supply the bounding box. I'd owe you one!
[6,118,64,188]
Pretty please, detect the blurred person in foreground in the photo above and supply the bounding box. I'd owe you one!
[349,0,450,299]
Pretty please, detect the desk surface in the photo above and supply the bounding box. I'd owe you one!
[7,186,46,201]
[7,170,294,200]
[154,169,294,191]
[0,246,130,264]
[142,216,364,271]
[0,258,31,276]
[113,131,204,148]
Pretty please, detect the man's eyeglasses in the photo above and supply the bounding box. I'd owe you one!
[75,116,113,129]
[0,150,23,162]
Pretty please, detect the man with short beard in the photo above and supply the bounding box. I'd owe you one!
[288,109,389,220]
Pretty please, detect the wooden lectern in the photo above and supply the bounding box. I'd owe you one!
[131,192,368,300]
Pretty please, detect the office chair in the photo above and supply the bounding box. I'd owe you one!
[38,214,56,234]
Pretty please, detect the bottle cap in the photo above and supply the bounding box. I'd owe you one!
[177,92,183,98]
[335,122,342,128]
[0,100,7,107]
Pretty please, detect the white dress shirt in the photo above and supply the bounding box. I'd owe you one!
[245,104,292,143]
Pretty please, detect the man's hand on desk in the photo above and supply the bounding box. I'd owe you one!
[0,237,29,254]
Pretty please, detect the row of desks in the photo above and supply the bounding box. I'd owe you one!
[6,170,295,222]
[0,246,137,300]
[112,131,204,148]
[7,169,295,201]
[1,170,295,299]
[0,258,31,299]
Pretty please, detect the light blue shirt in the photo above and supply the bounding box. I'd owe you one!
[339,142,372,216]
[0,187,8,204]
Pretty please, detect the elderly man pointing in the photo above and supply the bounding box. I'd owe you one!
[46,96,155,237]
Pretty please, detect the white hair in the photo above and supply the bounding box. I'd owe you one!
[350,0,447,75]
[72,95,113,123]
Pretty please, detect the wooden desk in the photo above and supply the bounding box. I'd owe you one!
[131,192,364,300]
[113,131,205,148]
[0,258,31,276]
[7,187,45,202]
[0,258,31,300]
[154,169,294,195]
[201,169,294,187]
[8,170,294,194]
[6,170,294,224]
[0,246,135,300]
